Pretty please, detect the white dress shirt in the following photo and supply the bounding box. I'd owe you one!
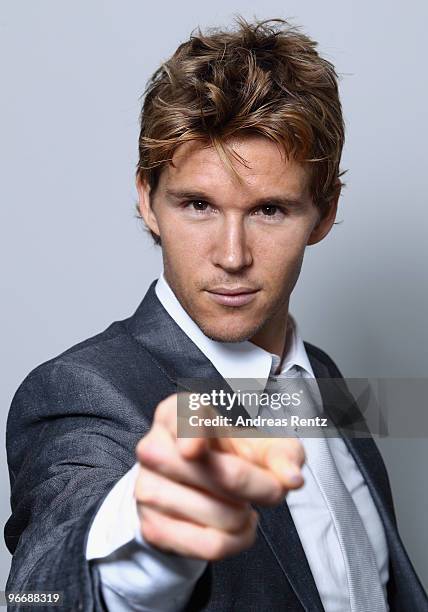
[86,272,389,611]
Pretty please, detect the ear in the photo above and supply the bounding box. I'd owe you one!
[136,175,160,239]
[307,183,341,246]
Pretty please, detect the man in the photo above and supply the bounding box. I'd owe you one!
[4,17,427,612]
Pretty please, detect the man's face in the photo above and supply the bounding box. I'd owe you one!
[138,135,336,347]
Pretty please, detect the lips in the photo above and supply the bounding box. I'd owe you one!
[206,287,260,307]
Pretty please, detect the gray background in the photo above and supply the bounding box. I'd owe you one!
[1,0,427,592]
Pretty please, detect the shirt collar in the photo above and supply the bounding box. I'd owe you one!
[155,271,314,390]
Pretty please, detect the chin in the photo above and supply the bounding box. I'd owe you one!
[194,317,262,344]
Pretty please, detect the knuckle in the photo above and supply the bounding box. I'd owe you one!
[135,435,155,463]
[136,429,160,461]
[287,439,305,465]
[269,481,285,504]
[135,436,146,457]
[295,443,306,466]
[155,398,168,417]
[140,514,162,545]
[155,394,176,420]
[227,460,248,491]
[135,472,159,506]
[136,433,168,470]
[225,506,250,532]
[242,511,259,545]
[136,486,157,506]
[245,522,258,548]
[205,534,228,561]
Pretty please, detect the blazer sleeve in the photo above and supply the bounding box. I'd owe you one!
[4,359,149,611]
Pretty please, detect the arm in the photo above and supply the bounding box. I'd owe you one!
[4,360,305,611]
[4,360,150,611]
[87,462,207,611]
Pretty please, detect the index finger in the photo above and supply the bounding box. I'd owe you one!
[154,393,213,459]
[224,437,306,487]
[156,393,306,486]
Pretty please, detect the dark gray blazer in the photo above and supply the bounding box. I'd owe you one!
[5,280,428,611]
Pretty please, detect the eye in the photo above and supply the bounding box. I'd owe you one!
[185,200,211,212]
[261,205,278,216]
[253,204,286,219]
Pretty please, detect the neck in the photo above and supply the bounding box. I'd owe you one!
[249,302,289,357]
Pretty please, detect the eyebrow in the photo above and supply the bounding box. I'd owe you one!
[164,188,307,208]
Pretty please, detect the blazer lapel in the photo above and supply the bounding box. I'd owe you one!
[255,501,325,611]
[307,352,397,526]
[128,280,325,611]
[128,280,255,420]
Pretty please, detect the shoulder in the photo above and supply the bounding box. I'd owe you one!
[303,341,344,378]
[6,315,171,453]
[10,314,160,410]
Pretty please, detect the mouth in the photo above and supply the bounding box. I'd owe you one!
[205,286,260,307]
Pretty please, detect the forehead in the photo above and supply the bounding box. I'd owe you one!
[158,135,311,199]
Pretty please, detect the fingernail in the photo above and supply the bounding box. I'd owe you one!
[284,468,303,485]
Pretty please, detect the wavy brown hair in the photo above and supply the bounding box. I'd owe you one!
[136,17,345,244]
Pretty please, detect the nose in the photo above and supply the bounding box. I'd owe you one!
[211,214,253,272]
